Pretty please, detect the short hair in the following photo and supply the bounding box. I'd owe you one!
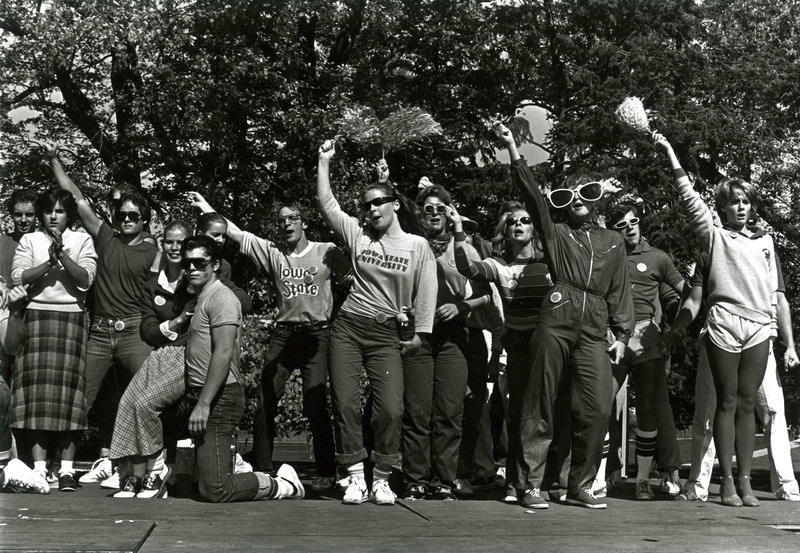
[196,212,227,234]
[181,235,221,267]
[106,182,138,205]
[163,218,191,237]
[556,171,605,191]
[606,203,641,228]
[415,184,453,206]
[714,178,759,224]
[35,188,79,227]
[275,203,308,223]
[7,188,37,212]
[116,191,151,224]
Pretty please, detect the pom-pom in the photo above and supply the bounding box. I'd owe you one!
[615,96,651,134]
[335,106,381,145]
[378,107,443,153]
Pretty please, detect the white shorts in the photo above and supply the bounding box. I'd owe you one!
[705,304,771,353]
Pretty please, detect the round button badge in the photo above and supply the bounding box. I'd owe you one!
[154,295,166,306]
[636,263,647,273]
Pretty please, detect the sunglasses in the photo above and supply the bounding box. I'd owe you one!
[362,196,395,210]
[277,215,302,225]
[115,210,142,223]
[505,216,532,227]
[423,204,447,215]
[180,257,212,271]
[612,217,640,230]
[547,182,604,209]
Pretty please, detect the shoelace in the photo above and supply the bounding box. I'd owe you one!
[527,489,541,499]
[9,477,37,490]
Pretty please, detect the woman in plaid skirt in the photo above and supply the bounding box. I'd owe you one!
[10,188,97,492]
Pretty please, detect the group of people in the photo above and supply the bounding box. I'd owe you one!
[0,126,798,511]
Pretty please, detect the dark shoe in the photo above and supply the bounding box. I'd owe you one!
[114,475,143,498]
[453,478,474,498]
[521,488,548,509]
[565,489,607,509]
[58,472,78,492]
[403,484,428,501]
[136,466,171,499]
[431,485,456,501]
[467,474,496,491]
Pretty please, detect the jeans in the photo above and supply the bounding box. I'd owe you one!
[687,335,799,499]
[175,384,260,503]
[84,315,152,410]
[0,351,11,459]
[402,320,469,487]
[328,311,404,468]
[252,325,335,477]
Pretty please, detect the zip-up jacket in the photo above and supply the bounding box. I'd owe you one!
[511,157,634,344]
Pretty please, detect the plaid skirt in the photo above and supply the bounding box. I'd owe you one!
[10,309,87,431]
[110,345,186,459]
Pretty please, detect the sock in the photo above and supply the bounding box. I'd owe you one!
[635,429,657,481]
[594,433,610,489]
[59,460,74,475]
[132,462,147,478]
[347,462,365,482]
[373,465,391,484]
[254,471,277,500]
[34,460,47,473]
[147,450,166,474]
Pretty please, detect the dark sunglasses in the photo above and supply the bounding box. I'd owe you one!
[180,257,212,271]
[423,204,447,215]
[505,216,532,227]
[613,217,640,230]
[362,196,395,210]
[115,210,142,223]
[547,182,604,209]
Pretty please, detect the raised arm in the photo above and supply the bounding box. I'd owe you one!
[188,192,245,244]
[43,145,103,237]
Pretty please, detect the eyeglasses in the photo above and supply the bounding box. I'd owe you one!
[180,257,212,271]
[362,196,395,210]
[115,210,142,223]
[423,204,447,215]
[277,215,302,225]
[505,216,532,227]
[612,217,640,230]
[547,182,604,209]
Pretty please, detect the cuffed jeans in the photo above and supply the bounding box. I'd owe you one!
[329,311,404,468]
[402,320,469,487]
[686,334,799,499]
[252,325,336,477]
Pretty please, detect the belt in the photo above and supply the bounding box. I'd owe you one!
[275,320,330,331]
[554,280,604,299]
[95,314,140,331]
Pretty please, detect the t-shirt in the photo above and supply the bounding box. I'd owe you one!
[0,234,21,286]
[240,232,350,324]
[626,240,685,322]
[185,279,242,387]
[91,222,158,318]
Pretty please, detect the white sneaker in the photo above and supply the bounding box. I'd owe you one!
[342,477,368,505]
[659,470,681,495]
[369,479,396,506]
[101,471,120,489]
[3,459,50,494]
[275,464,305,499]
[233,453,253,474]
[336,475,352,490]
[776,484,800,502]
[79,457,113,484]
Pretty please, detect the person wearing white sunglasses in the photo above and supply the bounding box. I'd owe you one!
[494,122,634,510]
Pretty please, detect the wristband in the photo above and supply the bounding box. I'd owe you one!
[454,231,467,242]
[672,168,687,179]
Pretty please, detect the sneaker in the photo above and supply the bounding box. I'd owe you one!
[114,475,143,498]
[453,478,474,498]
[58,472,78,492]
[775,485,800,502]
[674,488,699,501]
[3,459,50,494]
[45,470,59,485]
[311,475,336,492]
[592,482,607,499]
[233,453,253,474]
[370,479,396,505]
[275,464,305,499]
[521,488,548,509]
[136,466,171,499]
[635,479,655,501]
[101,471,120,489]
[79,456,113,484]
[495,466,507,488]
[565,488,607,509]
[503,485,518,503]
[342,477,369,504]
[403,483,427,501]
[659,470,681,495]
[336,475,352,490]
[431,485,456,501]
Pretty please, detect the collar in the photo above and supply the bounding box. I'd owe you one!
[631,239,651,254]
[722,223,767,239]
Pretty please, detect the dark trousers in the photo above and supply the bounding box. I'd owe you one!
[402,321,468,488]
[252,325,336,477]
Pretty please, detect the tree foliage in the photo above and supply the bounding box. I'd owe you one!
[2,0,800,433]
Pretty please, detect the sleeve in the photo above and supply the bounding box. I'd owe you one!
[464,243,491,300]
[240,231,276,276]
[691,252,708,289]
[775,251,785,294]
[454,237,499,282]
[672,173,714,251]
[412,241,438,334]
[605,234,635,343]
[317,190,361,249]
[93,222,115,256]
[209,288,242,329]
[510,157,557,244]
[139,279,172,349]
[74,234,98,291]
[10,235,34,286]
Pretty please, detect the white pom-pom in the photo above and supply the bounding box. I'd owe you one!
[615,97,651,134]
